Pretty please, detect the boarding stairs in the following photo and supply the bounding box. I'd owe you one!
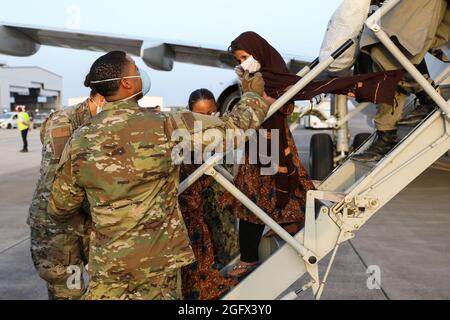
[178,0,450,300]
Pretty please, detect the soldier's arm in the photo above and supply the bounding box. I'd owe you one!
[47,142,86,223]
[167,73,270,152]
[39,117,50,145]
[48,113,74,160]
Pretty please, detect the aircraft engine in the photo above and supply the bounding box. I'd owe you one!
[141,43,175,72]
[0,25,40,57]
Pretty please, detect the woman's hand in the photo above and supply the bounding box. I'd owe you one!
[235,66,245,79]
[262,92,276,106]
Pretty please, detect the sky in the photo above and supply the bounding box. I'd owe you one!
[0,0,342,106]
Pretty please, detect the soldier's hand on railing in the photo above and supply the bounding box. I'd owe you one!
[240,71,265,97]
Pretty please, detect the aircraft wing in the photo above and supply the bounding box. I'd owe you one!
[0,21,311,72]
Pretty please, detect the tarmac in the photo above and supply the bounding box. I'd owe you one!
[0,112,449,300]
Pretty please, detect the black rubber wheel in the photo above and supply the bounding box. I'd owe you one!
[353,133,372,151]
[219,89,241,115]
[7,124,12,129]
[309,133,334,180]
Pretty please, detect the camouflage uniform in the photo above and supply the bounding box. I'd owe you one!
[48,92,269,300]
[204,168,240,267]
[28,100,92,300]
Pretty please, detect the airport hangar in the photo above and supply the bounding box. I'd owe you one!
[0,62,62,115]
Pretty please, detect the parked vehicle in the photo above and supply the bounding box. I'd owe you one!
[0,112,18,129]
[32,113,50,129]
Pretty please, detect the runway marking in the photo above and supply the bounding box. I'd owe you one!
[0,236,30,255]
[348,240,390,300]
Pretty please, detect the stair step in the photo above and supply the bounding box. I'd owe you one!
[225,109,450,299]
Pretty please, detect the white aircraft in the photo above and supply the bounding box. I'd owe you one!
[1,19,445,181]
[3,0,450,300]
[0,21,312,113]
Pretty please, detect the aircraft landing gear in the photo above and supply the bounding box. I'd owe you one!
[309,133,334,180]
[308,95,373,181]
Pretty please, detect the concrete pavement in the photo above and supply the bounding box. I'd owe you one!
[0,129,47,299]
[284,114,450,300]
[0,113,449,300]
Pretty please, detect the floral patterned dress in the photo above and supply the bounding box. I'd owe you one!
[224,120,315,225]
[179,164,239,300]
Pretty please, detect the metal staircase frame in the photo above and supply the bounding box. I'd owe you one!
[177,0,450,300]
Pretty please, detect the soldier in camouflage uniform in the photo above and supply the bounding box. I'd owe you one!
[205,179,240,266]
[47,50,270,300]
[28,90,105,300]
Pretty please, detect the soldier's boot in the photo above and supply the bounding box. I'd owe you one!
[352,130,399,162]
[398,92,437,127]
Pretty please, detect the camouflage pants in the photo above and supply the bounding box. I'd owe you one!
[84,270,182,300]
[370,45,429,131]
[368,0,448,131]
[205,182,240,266]
[30,219,89,300]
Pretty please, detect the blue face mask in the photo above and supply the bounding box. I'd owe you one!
[140,68,151,97]
[123,68,151,102]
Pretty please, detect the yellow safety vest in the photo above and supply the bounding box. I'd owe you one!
[18,112,30,131]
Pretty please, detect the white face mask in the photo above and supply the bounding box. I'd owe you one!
[240,55,261,73]
[90,98,104,114]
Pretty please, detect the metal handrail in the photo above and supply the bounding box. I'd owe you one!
[177,40,355,264]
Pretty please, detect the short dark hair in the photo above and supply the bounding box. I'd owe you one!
[89,89,98,98]
[188,89,216,111]
[84,51,129,97]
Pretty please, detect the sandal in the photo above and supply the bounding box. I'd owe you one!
[227,262,259,279]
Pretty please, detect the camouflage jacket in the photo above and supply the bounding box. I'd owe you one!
[48,92,269,283]
[28,100,92,228]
